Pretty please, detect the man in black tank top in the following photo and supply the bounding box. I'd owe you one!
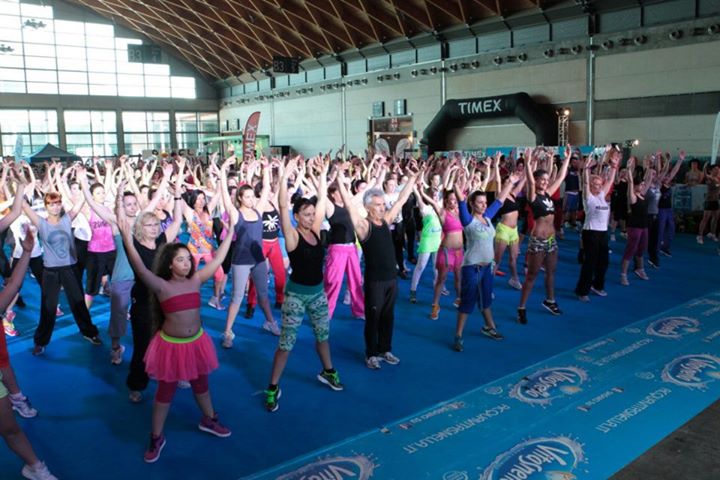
[336,167,419,370]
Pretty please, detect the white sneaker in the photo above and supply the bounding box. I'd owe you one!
[508,278,523,290]
[697,235,704,244]
[178,380,191,389]
[590,287,608,297]
[262,321,281,336]
[342,291,351,305]
[365,356,381,370]
[22,462,57,480]
[110,345,125,365]
[221,331,235,349]
[128,390,143,403]
[620,274,629,286]
[208,296,226,310]
[11,395,38,418]
[380,351,400,365]
[610,234,616,242]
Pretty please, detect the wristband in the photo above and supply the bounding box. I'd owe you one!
[174,197,182,200]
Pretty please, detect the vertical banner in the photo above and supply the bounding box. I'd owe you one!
[711,111,720,164]
[242,112,261,163]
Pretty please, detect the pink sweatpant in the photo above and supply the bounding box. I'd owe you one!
[324,243,364,319]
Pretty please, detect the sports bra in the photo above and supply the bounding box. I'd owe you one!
[442,212,463,234]
[159,292,201,314]
[530,193,555,219]
[497,195,519,216]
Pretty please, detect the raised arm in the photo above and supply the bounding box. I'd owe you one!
[385,168,419,224]
[627,157,637,204]
[77,166,116,225]
[163,167,185,243]
[254,159,272,212]
[525,149,536,202]
[337,167,369,241]
[143,162,173,213]
[548,145,572,196]
[0,177,27,232]
[278,159,299,251]
[0,227,34,311]
[219,155,239,224]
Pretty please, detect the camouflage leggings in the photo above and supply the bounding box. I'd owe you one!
[279,282,330,351]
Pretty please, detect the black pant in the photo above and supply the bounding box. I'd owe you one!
[10,256,44,287]
[363,279,398,358]
[648,214,659,265]
[34,264,99,346]
[126,303,153,392]
[404,216,417,262]
[575,230,609,296]
[74,238,89,281]
[391,222,405,272]
[0,229,11,279]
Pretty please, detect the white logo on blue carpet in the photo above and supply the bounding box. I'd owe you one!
[646,317,700,339]
[510,367,588,406]
[480,436,585,480]
[276,455,375,480]
[661,354,720,389]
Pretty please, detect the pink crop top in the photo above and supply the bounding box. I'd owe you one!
[442,212,463,234]
[159,292,201,314]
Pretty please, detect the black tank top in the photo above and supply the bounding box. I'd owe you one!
[328,204,355,244]
[360,221,396,282]
[288,231,324,286]
[628,197,649,228]
[497,195,519,216]
[658,185,672,209]
[530,193,555,219]
[261,208,280,240]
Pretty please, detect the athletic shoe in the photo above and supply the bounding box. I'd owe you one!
[379,351,400,365]
[221,331,235,349]
[198,414,232,437]
[542,300,562,315]
[453,298,461,308]
[481,326,504,340]
[21,461,57,480]
[110,345,125,365]
[11,395,38,418]
[647,259,659,269]
[264,387,281,412]
[517,308,528,325]
[342,291,351,305]
[83,335,102,346]
[128,390,143,403]
[697,235,704,244]
[659,249,672,258]
[365,356,382,370]
[178,380,191,389]
[453,335,464,352]
[508,278,523,290]
[590,287,608,297]
[5,310,16,323]
[244,305,255,319]
[55,307,63,316]
[262,320,281,336]
[610,233,616,242]
[143,434,166,463]
[208,296,226,310]
[3,318,18,337]
[32,345,45,356]
[709,233,718,241]
[495,269,506,277]
[429,304,440,320]
[409,290,417,303]
[317,370,344,391]
[620,273,630,286]
[576,295,590,303]
[634,269,649,280]
[441,287,450,296]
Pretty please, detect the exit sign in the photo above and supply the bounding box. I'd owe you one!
[127,44,162,64]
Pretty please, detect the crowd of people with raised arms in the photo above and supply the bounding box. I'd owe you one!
[0,143,717,477]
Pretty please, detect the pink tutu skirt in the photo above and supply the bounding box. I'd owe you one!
[144,328,219,382]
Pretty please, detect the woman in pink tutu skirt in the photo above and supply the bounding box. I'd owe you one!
[118,181,236,463]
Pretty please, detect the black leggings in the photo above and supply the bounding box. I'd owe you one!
[363,279,398,358]
[391,222,405,272]
[575,230,609,296]
[126,303,153,392]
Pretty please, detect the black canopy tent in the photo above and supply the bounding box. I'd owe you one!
[25,143,81,163]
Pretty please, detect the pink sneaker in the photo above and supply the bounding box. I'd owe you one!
[55,307,63,316]
[198,414,231,437]
[143,434,166,463]
[3,319,18,337]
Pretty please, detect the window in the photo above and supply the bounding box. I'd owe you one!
[0,3,197,99]
[64,110,117,156]
[122,111,170,154]
[175,112,218,152]
[0,109,58,157]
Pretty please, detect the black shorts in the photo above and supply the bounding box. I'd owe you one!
[704,201,719,211]
[85,250,116,295]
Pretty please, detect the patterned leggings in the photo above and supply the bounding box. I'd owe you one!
[279,283,330,351]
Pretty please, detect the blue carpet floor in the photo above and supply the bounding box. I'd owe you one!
[1,232,719,479]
